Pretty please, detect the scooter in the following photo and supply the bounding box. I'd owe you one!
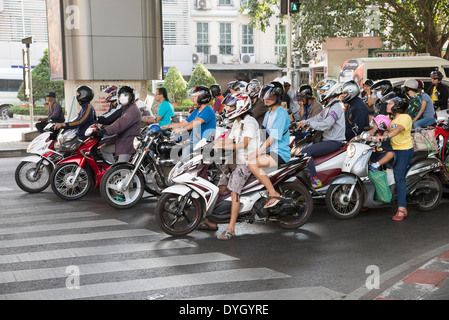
[155,139,313,236]
[15,122,74,193]
[325,131,445,219]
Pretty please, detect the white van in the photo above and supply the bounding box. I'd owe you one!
[0,68,23,119]
[339,56,449,86]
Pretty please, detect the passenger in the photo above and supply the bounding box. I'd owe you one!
[142,87,175,127]
[210,84,225,114]
[342,80,370,141]
[403,79,423,124]
[360,79,376,118]
[427,71,448,110]
[55,86,96,139]
[297,83,346,189]
[36,92,65,133]
[97,85,123,125]
[414,80,436,129]
[246,81,266,127]
[364,115,395,171]
[248,81,291,209]
[374,94,414,221]
[371,79,394,115]
[200,93,260,240]
[94,86,142,164]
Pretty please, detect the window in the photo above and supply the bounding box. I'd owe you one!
[241,25,254,54]
[163,22,177,45]
[0,80,22,92]
[197,22,210,54]
[443,66,449,78]
[219,23,232,55]
[367,67,438,81]
[275,25,287,56]
[219,0,232,5]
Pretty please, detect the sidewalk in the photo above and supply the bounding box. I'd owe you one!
[0,141,29,158]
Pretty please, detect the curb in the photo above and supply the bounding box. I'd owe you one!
[0,149,28,158]
[376,251,449,300]
[0,124,30,129]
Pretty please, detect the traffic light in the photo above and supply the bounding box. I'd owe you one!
[290,0,301,13]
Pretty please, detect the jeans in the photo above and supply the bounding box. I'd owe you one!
[413,118,436,129]
[100,144,132,164]
[393,148,414,208]
[301,141,343,177]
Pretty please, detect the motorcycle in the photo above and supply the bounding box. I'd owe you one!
[99,124,180,209]
[325,131,445,219]
[15,122,74,193]
[154,139,314,236]
[50,124,112,201]
[435,110,449,174]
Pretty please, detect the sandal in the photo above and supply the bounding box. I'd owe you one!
[198,222,218,231]
[392,209,408,221]
[217,231,235,241]
[264,196,283,209]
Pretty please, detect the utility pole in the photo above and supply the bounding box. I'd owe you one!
[22,36,33,130]
[287,0,292,84]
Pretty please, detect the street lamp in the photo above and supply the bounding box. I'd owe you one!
[22,36,33,130]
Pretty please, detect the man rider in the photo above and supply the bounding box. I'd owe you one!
[427,71,448,110]
[342,80,370,141]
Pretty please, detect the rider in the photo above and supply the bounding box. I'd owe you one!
[201,93,261,240]
[97,85,123,125]
[248,81,291,209]
[297,83,346,188]
[142,87,175,127]
[371,79,394,115]
[210,84,225,114]
[296,84,323,122]
[246,80,266,127]
[55,86,96,139]
[427,70,448,110]
[282,76,301,121]
[95,86,142,164]
[342,80,370,141]
[36,92,65,133]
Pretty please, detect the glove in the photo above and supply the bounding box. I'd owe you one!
[92,128,107,139]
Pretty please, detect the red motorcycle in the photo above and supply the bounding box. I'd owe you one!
[50,125,112,201]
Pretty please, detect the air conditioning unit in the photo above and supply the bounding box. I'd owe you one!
[240,54,256,64]
[192,53,205,64]
[195,0,210,10]
[209,54,223,64]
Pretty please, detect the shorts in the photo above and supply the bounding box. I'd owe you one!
[263,151,287,166]
[218,164,252,195]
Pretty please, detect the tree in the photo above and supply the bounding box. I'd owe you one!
[242,0,449,62]
[17,48,65,102]
[188,63,216,89]
[163,66,187,103]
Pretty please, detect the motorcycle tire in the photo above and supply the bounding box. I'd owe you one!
[325,183,363,219]
[276,182,313,229]
[412,173,443,212]
[51,163,92,201]
[155,192,203,236]
[15,161,52,193]
[100,165,145,210]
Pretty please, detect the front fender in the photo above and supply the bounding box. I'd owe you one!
[56,155,85,167]
[329,173,358,186]
[21,155,55,168]
[162,184,200,199]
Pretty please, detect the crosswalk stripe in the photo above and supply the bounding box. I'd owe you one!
[0,240,196,264]
[0,229,158,249]
[0,187,13,192]
[0,219,127,236]
[0,253,238,284]
[0,205,86,216]
[0,268,290,300]
[0,211,99,225]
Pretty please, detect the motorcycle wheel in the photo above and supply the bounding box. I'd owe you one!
[276,182,313,229]
[100,165,145,209]
[15,161,52,193]
[51,163,92,200]
[155,192,203,236]
[412,173,443,211]
[325,184,363,219]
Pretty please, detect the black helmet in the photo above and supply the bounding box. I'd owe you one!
[259,81,284,104]
[341,80,360,103]
[297,84,313,100]
[118,85,136,104]
[190,85,212,105]
[372,79,393,96]
[209,84,221,98]
[363,79,374,87]
[76,85,94,104]
[431,71,444,80]
[387,93,410,114]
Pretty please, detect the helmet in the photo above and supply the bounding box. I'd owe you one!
[373,115,391,131]
[118,86,136,104]
[281,76,292,86]
[209,84,222,98]
[403,79,419,91]
[259,81,284,104]
[246,81,261,99]
[363,79,374,87]
[223,93,252,121]
[372,80,393,96]
[228,80,247,92]
[416,80,425,89]
[320,83,343,105]
[76,85,94,104]
[297,84,313,100]
[104,85,118,102]
[189,85,212,105]
[430,71,444,80]
[147,124,162,136]
[341,80,360,103]
[387,93,410,114]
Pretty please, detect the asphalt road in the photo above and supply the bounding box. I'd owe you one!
[1,156,449,302]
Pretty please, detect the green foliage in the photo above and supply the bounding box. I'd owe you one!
[17,48,65,102]
[163,66,188,103]
[10,105,65,116]
[187,63,216,89]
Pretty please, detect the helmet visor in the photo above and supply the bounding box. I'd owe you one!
[259,85,277,101]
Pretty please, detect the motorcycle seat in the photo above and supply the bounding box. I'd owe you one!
[314,145,347,167]
[409,151,429,167]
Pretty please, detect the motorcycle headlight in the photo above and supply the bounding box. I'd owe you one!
[347,143,356,158]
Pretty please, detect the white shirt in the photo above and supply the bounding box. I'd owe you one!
[228,115,261,165]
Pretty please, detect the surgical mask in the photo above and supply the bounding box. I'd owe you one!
[119,94,129,105]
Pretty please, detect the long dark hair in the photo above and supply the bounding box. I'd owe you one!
[157,87,169,101]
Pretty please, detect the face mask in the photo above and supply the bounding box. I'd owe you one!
[119,94,129,105]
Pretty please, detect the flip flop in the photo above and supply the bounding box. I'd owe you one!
[264,196,283,209]
[217,231,235,241]
[198,223,218,231]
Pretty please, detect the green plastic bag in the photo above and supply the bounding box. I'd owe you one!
[369,170,392,203]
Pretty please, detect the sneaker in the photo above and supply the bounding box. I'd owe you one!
[311,178,323,189]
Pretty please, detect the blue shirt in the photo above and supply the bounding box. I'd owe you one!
[186,106,216,145]
[419,92,435,119]
[262,106,291,164]
[157,100,175,127]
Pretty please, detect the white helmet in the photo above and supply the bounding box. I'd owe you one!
[223,92,252,121]
[281,76,292,86]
